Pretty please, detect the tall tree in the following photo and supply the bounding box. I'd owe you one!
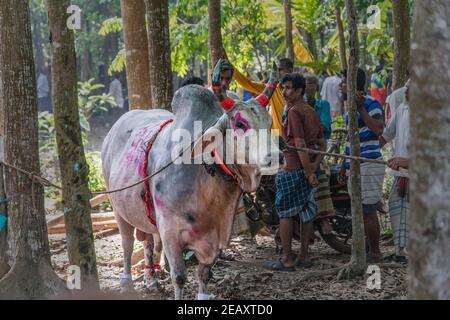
[145,0,173,110]
[299,27,317,60]
[345,0,366,276]
[392,0,410,90]
[336,6,348,71]
[208,0,224,68]
[80,19,91,82]
[120,0,152,110]
[47,0,100,293]
[0,0,67,299]
[409,0,450,299]
[284,0,295,62]
[0,125,6,276]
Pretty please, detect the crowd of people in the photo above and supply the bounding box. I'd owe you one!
[183,57,411,270]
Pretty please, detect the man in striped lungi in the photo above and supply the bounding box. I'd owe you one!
[339,68,386,263]
[380,79,411,263]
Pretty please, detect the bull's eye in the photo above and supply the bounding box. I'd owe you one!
[232,111,250,133]
[235,121,247,131]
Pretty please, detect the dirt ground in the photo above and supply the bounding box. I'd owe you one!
[49,228,408,300]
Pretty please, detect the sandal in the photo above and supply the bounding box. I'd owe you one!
[264,258,295,272]
[367,255,383,264]
[294,256,313,268]
[393,255,408,264]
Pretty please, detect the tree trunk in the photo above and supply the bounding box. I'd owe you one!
[319,28,325,60]
[208,0,224,68]
[0,135,8,278]
[345,0,366,276]
[0,0,68,299]
[121,0,152,110]
[360,31,368,82]
[304,30,317,59]
[80,19,91,82]
[145,0,173,111]
[336,7,348,71]
[392,0,410,90]
[33,23,45,71]
[47,0,100,293]
[409,0,450,300]
[284,0,295,62]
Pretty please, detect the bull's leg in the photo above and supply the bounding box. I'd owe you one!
[152,233,165,271]
[143,234,160,291]
[116,214,135,293]
[160,232,186,300]
[197,263,213,300]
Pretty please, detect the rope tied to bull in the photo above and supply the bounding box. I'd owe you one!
[0,116,223,202]
[1,161,60,212]
[0,144,406,203]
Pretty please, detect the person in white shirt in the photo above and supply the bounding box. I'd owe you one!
[380,79,410,263]
[320,75,342,120]
[109,73,125,109]
[37,69,52,112]
[385,86,407,125]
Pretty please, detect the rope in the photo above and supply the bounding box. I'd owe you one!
[1,161,61,190]
[0,139,195,197]
[0,117,219,199]
[0,124,405,200]
[284,145,388,165]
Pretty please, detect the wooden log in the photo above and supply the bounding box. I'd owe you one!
[48,220,118,234]
[46,214,65,229]
[94,228,119,240]
[47,211,115,229]
[89,194,109,208]
[91,212,116,222]
[111,247,145,267]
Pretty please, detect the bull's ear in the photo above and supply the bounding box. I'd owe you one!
[191,114,228,159]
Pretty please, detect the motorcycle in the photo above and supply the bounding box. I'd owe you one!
[244,164,357,254]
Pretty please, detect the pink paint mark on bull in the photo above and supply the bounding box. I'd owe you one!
[188,225,201,238]
[153,195,164,208]
[124,126,158,174]
[231,111,250,135]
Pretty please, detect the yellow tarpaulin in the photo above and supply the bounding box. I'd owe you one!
[233,68,284,133]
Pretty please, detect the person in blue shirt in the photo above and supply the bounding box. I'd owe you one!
[339,68,385,263]
[305,74,335,235]
[305,74,332,140]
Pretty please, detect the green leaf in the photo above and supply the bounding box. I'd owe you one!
[183,250,195,261]
[98,17,123,36]
[108,48,126,75]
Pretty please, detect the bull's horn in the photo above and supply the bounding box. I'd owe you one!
[255,81,278,108]
[255,93,270,108]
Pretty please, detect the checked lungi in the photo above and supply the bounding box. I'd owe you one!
[389,177,409,253]
[314,164,335,217]
[275,169,316,223]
